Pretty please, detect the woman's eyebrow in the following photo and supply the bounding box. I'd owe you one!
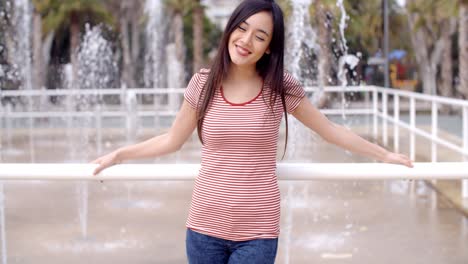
[242,21,270,36]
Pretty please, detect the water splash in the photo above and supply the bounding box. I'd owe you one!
[284,0,319,161]
[77,182,89,238]
[285,0,317,83]
[337,54,359,87]
[13,0,32,90]
[144,0,166,89]
[75,25,117,240]
[336,0,359,120]
[336,0,348,52]
[166,43,184,109]
[77,24,117,90]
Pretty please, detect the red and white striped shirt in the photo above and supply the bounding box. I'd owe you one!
[184,69,305,241]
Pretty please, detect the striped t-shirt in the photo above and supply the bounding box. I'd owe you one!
[184,69,305,241]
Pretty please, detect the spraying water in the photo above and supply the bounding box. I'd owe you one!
[283,1,317,263]
[77,25,117,90]
[75,24,117,240]
[336,0,359,119]
[144,0,166,89]
[285,0,317,83]
[13,0,32,91]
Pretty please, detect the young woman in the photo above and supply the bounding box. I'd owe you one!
[92,0,412,263]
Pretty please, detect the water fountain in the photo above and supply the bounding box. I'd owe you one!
[75,24,118,240]
[283,1,316,262]
[12,0,32,92]
[144,0,166,90]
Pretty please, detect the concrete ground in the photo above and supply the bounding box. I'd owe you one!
[0,122,467,264]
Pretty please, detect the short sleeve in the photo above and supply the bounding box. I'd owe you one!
[284,72,306,113]
[184,69,209,109]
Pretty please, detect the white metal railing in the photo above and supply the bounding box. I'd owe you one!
[1,85,468,197]
[0,163,467,181]
[371,86,468,197]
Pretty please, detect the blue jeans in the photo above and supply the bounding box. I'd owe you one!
[186,228,278,264]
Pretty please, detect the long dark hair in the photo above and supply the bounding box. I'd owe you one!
[197,0,290,157]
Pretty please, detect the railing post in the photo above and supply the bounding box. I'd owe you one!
[382,91,388,146]
[431,102,438,162]
[95,104,102,155]
[373,88,378,139]
[410,97,416,161]
[120,85,127,113]
[365,90,371,135]
[393,94,399,153]
[28,94,35,162]
[5,104,12,150]
[126,90,137,144]
[463,107,468,198]
[431,101,438,186]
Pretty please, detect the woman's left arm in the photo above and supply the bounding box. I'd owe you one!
[292,97,413,167]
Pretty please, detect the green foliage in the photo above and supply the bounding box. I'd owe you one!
[183,7,222,73]
[407,0,457,29]
[275,0,292,18]
[164,0,193,14]
[32,0,115,35]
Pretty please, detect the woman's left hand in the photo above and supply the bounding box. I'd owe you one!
[383,152,413,168]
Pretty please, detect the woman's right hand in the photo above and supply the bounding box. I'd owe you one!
[91,150,121,176]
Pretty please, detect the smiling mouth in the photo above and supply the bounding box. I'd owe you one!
[235,45,252,55]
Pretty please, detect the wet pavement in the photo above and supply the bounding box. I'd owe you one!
[0,124,467,264]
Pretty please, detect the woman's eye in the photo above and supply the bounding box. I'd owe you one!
[238,26,246,31]
[256,36,265,41]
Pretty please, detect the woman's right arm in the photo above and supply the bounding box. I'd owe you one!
[92,99,197,175]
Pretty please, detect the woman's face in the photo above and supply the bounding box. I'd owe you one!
[228,11,273,68]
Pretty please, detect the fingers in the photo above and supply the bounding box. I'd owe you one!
[387,152,413,168]
[398,158,412,168]
[400,154,414,168]
[93,165,102,176]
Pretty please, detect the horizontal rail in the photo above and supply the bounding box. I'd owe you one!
[0,88,186,96]
[0,163,467,181]
[1,86,372,97]
[3,86,468,107]
[374,86,468,107]
[3,109,374,119]
[376,112,468,156]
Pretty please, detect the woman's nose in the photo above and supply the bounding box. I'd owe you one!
[240,31,253,45]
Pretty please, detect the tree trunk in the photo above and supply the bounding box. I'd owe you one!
[174,13,184,64]
[193,0,203,74]
[32,11,44,89]
[131,12,140,87]
[70,11,80,88]
[439,19,456,98]
[407,12,444,95]
[121,16,135,88]
[459,4,468,98]
[314,0,331,108]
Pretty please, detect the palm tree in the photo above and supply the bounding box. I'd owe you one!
[439,18,456,99]
[459,1,468,98]
[312,0,334,84]
[103,0,144,88]
[165,0,191,83]
[192,0,203,73]
[32,0,113,87]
